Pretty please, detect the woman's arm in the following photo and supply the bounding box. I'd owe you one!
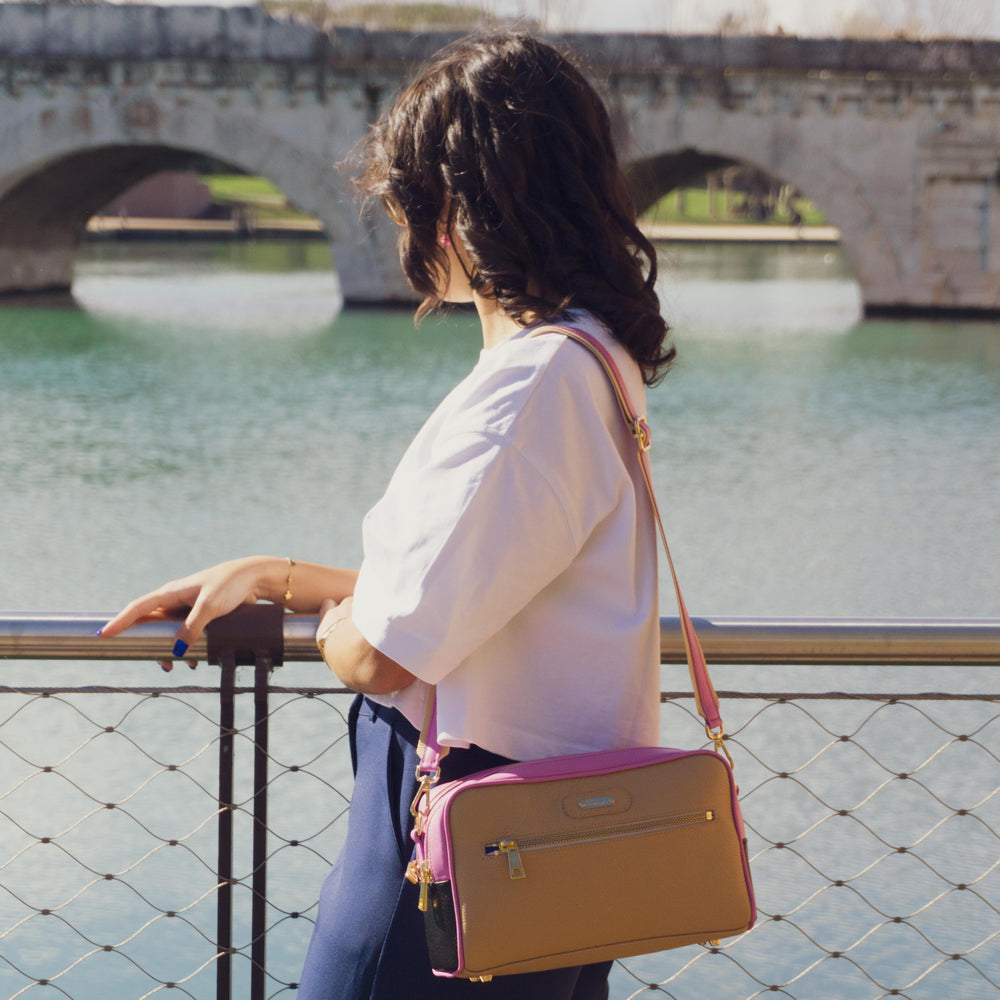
[99,556,359,661]
[316,596,416,695]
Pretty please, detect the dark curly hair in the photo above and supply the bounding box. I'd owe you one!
[356,32,674,385]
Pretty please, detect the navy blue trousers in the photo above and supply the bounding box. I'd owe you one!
[297,696,612,1000]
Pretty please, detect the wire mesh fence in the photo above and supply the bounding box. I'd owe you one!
[1,645,998,998]
[0,679,357,1000]
[635,690,1000,999]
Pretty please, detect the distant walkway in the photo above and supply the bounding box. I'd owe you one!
[85,216,840,245]
[86,216,325,237]
[642,222,841,244]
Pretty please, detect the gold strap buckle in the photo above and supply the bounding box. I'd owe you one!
[413,762,441,786]
[410,772,439,836]
[631,417,652,452]
[706,724,735,769]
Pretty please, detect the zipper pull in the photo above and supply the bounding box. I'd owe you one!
[407,859,434,910]
[417,861,433,912]
[499,840,526,879]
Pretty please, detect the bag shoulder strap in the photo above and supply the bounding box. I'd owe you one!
[532,325,724,741]
[416,324,729,775]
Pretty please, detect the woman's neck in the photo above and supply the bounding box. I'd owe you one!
[475,293,531,350]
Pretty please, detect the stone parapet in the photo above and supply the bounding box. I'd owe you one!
[0,5,321,62]
[1,5,999,79]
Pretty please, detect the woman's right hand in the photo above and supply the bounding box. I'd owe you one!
[98,556,285,671]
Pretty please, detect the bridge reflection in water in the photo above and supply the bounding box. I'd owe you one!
[1,612,997,1000]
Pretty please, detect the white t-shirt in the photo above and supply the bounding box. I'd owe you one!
[351,313,660,761]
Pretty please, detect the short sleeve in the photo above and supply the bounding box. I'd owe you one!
[351,427,582,685]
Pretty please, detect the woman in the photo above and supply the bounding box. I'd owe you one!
[101,31,674,1000]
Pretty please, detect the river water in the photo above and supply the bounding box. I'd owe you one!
[1,238,998,999]
[3,238,998,623]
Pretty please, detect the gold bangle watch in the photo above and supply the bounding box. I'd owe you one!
[316,617,345,657]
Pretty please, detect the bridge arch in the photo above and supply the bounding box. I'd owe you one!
[624,143,901,306]
[0,91,400,301]
[1,11,998,313]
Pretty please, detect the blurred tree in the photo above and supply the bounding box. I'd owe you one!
[259,1,495,30]
[839,9,898,38]
[530,0,582,32]
[838,0,990,39]
[715,0,770,35]
[923,0,989,37]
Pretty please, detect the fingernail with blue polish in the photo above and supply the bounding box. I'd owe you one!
[173,640,189,658]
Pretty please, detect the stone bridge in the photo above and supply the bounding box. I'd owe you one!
[1,4,999,315]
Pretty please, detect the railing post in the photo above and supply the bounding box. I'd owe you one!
[251,650,271,1000]
[216,652,236,1000]
[207,605,285,1000]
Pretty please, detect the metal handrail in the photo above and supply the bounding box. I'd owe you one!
[2,611,998,1000]
[1,611,997,665]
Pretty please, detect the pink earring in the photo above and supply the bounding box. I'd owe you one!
[439,233,452,247]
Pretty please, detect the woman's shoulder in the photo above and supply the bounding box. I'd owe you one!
[437,312,643,450]
[494,311,636,380]
[509,313,646,416]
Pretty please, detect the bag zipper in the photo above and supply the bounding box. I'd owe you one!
[484,810,715,880]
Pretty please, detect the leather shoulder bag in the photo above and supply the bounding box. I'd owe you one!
[406,325,757,981]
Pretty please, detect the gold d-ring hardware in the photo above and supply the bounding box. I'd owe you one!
[706,724,735,768]
[631,417,652,452]
[410,773,438,835]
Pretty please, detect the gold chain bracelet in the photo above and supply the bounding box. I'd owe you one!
[316,617,345,657]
